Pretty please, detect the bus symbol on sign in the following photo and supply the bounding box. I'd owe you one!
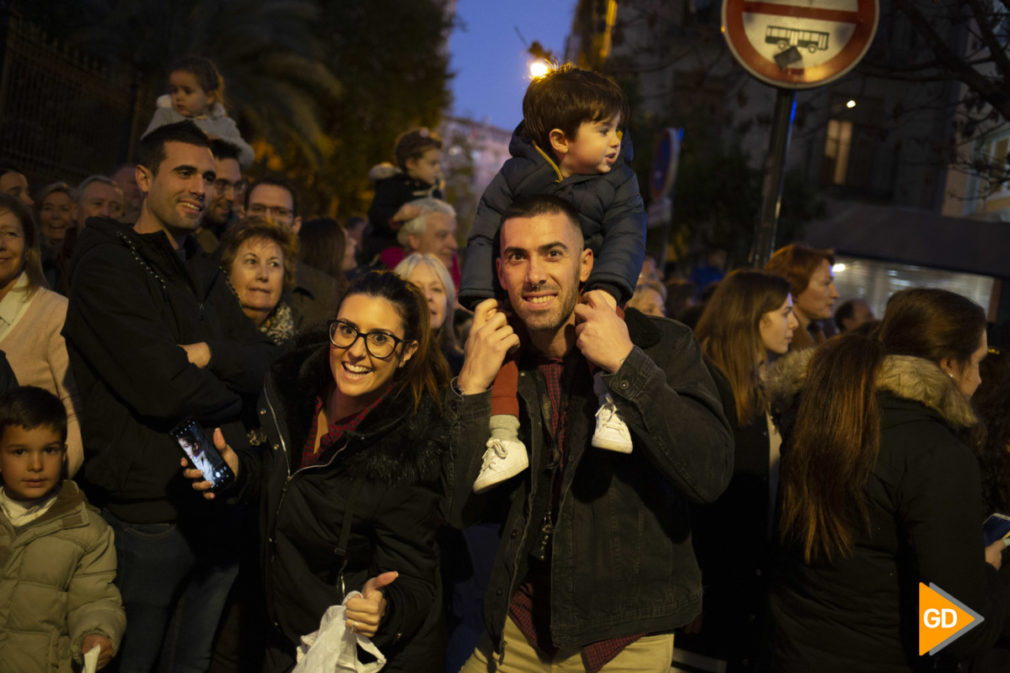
[765,26,830,53]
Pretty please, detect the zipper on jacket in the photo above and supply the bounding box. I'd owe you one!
[494,373,548,663]
[262,385,354,626]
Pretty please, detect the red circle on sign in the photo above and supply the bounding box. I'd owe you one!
[722,0,879,88]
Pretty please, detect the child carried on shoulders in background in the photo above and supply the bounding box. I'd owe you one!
[364,128,445,262]
[459,64,647,493]
[143,55,255,167]
[0,386,125,671]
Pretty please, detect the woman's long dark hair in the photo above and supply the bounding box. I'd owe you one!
[779,288,986,563]
[694,269,791,424]
[338,271,449,409]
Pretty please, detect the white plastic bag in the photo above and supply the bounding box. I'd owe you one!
[292,591,387,673]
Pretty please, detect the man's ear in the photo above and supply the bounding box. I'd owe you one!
[135,165,153,196]
[406,232,420,252]
[291,215,302,235]
[548,128,570,157]
[579,247,593,283]
[496,256,504,287]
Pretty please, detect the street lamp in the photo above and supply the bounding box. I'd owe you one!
[529,59,550,79]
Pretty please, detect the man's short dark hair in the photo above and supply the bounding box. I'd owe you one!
[245,176,299,216]
[138,121,211,175]
[502,194,581,228]
[499,195,584,250]
[0,386,68,445]
[209,139,241,162]
[522,64,630,155]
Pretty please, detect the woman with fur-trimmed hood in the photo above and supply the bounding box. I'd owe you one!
[768,288,1010,672]
[185,272,450,673]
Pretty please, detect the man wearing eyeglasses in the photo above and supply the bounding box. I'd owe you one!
[195,139,245,253]
[245,176,341,330]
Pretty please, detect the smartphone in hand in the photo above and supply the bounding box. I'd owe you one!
[171,418,235,491]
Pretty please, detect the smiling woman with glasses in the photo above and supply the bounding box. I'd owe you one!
[183,271,451,673]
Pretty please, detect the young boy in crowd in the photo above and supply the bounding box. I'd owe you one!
[0,386,125,671]
[365,127,444,260]
[459,64,647,492]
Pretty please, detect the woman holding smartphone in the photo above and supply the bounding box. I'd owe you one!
[186,271,450,673]
[769,288,1007,672]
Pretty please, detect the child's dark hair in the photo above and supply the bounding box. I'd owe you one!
[171,56,224,100]
[394,128,443,170]
[138,121,211,175]
[522,64,630,154]
[0,386,67,445]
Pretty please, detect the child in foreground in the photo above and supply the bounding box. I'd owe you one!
[458,64,647,492]
[143,55,255,167]
[0,386,125,671]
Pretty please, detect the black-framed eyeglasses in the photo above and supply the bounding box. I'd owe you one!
[328,320,407,359]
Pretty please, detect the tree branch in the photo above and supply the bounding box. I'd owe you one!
[965,0,1010,80]
[894,0,1010,121]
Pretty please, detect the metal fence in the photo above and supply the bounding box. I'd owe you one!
[0,7,153,191]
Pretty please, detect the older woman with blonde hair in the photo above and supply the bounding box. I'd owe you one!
[393,252,463,373]
[219,217,300,346]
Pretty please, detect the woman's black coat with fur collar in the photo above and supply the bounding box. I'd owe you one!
[765,350,1010,673]
[235,338,447,673]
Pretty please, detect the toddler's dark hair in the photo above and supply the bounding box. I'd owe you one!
[171,56,225,100]
[0,386,67,445]
[522,64,629,155]
[394,128,443,171]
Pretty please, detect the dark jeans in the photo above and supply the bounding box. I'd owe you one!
[103,508,240,673]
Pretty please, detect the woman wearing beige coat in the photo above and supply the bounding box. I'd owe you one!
[0,193,83,473]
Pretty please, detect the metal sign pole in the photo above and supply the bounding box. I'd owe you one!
[750,87,796,268]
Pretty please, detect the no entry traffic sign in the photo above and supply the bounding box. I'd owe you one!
[722,0,879,88]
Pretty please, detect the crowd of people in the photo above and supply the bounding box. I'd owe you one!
[0,54,1008,673]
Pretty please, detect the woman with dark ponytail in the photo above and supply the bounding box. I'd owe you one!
[769,288,1007,672]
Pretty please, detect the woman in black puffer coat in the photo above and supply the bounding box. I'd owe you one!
[188,271,450,673]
